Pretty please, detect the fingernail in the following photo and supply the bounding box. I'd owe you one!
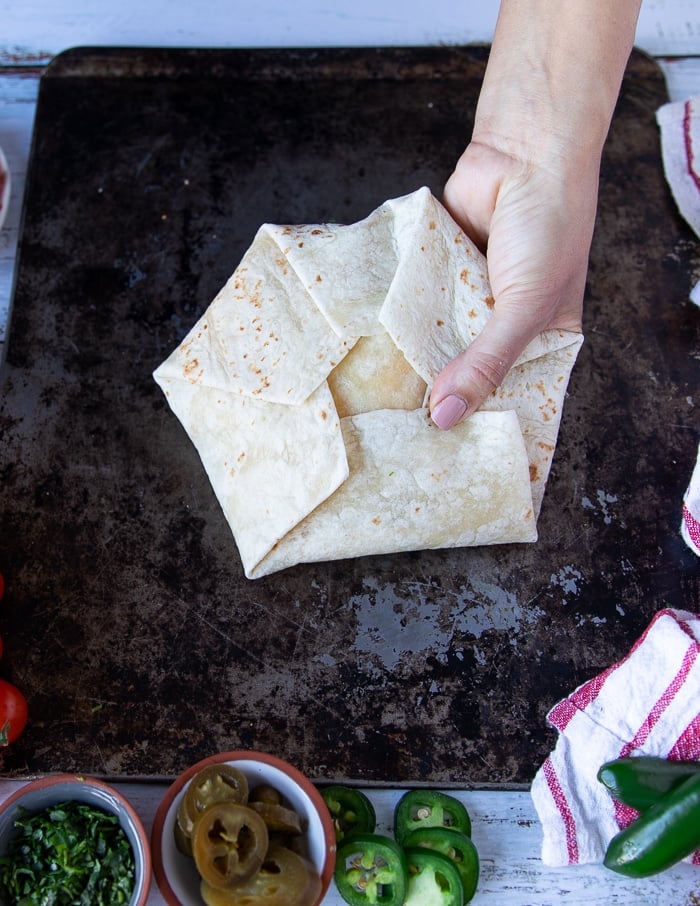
[431,394,467,430]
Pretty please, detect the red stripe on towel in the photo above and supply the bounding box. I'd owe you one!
[684,100,700,192]
[668,712,700,761]
[684,503,700,549]
[612,644,699,831]
[619,645,698,757]
[549,669,614,731]
[543,757,579,863]
[548,611,677,732]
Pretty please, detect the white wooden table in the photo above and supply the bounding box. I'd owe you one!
[0,2,699,903]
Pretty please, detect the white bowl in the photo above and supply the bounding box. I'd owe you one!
[152,750,336,906]
[0,773,151,906]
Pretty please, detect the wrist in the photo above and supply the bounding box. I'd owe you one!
[473,0,641,172]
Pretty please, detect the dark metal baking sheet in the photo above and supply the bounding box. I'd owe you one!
[0,46,697,784]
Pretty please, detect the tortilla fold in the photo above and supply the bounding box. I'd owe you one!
[154,187,582,578]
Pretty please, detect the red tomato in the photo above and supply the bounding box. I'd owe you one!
[0,680,27,744]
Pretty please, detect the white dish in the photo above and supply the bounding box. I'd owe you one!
[151,750,336,906]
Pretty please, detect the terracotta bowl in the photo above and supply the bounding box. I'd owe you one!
[0,773,151,906]
[152,750,336,906]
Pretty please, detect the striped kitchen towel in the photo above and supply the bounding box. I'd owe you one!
[530,608,700,866]
[656,98,700,556]
[683,446,700,556]
[657,96,700,305]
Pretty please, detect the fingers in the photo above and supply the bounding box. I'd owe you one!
[431,141,590,431]
[429,309,535,430]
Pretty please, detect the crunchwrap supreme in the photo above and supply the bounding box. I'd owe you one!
[154,187,583,578]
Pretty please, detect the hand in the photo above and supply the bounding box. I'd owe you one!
[428,0,642,430]
[429,139,592,430]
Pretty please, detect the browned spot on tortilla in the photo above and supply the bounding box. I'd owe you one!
[298,241,304,248]
[539,399,557,421]
[436,319,444,327]
[372,516,381,525]
[468,309,477,319]
[237,452,246,463]
[529,464,539,482]
[320,409,328,420]
[316,274,323,282]
[311,228,324,235]
[484,295,495,309]
[460,268,469,283]
[420,245,426,252]
[415,506,421,513]
[428,220,436,230]
[183,358,199,375]
[537,440,555,452]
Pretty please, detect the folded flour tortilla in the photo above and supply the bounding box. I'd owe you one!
[154,187,583,578]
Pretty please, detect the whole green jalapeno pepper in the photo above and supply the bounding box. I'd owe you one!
[597,756,700,811]
[604,771,700,877]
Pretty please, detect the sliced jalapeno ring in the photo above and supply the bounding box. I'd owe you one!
[249,783,283,806]
[178,764,250,838]
[200,844,319,906]
[334,832,408,906]
[174,813,193,856]
[192,801,268,889]
[597,756,700,811]
[249,800,304,835]
[404,826,480,903]
[322,785,376,843]
[394,789,471,845]
[404,846,465,906]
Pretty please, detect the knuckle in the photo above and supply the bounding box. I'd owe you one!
[464,350,511,395]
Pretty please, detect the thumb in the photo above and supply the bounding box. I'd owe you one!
[429,309,535,430]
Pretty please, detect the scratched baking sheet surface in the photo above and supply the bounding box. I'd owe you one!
[0,47,698,784]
